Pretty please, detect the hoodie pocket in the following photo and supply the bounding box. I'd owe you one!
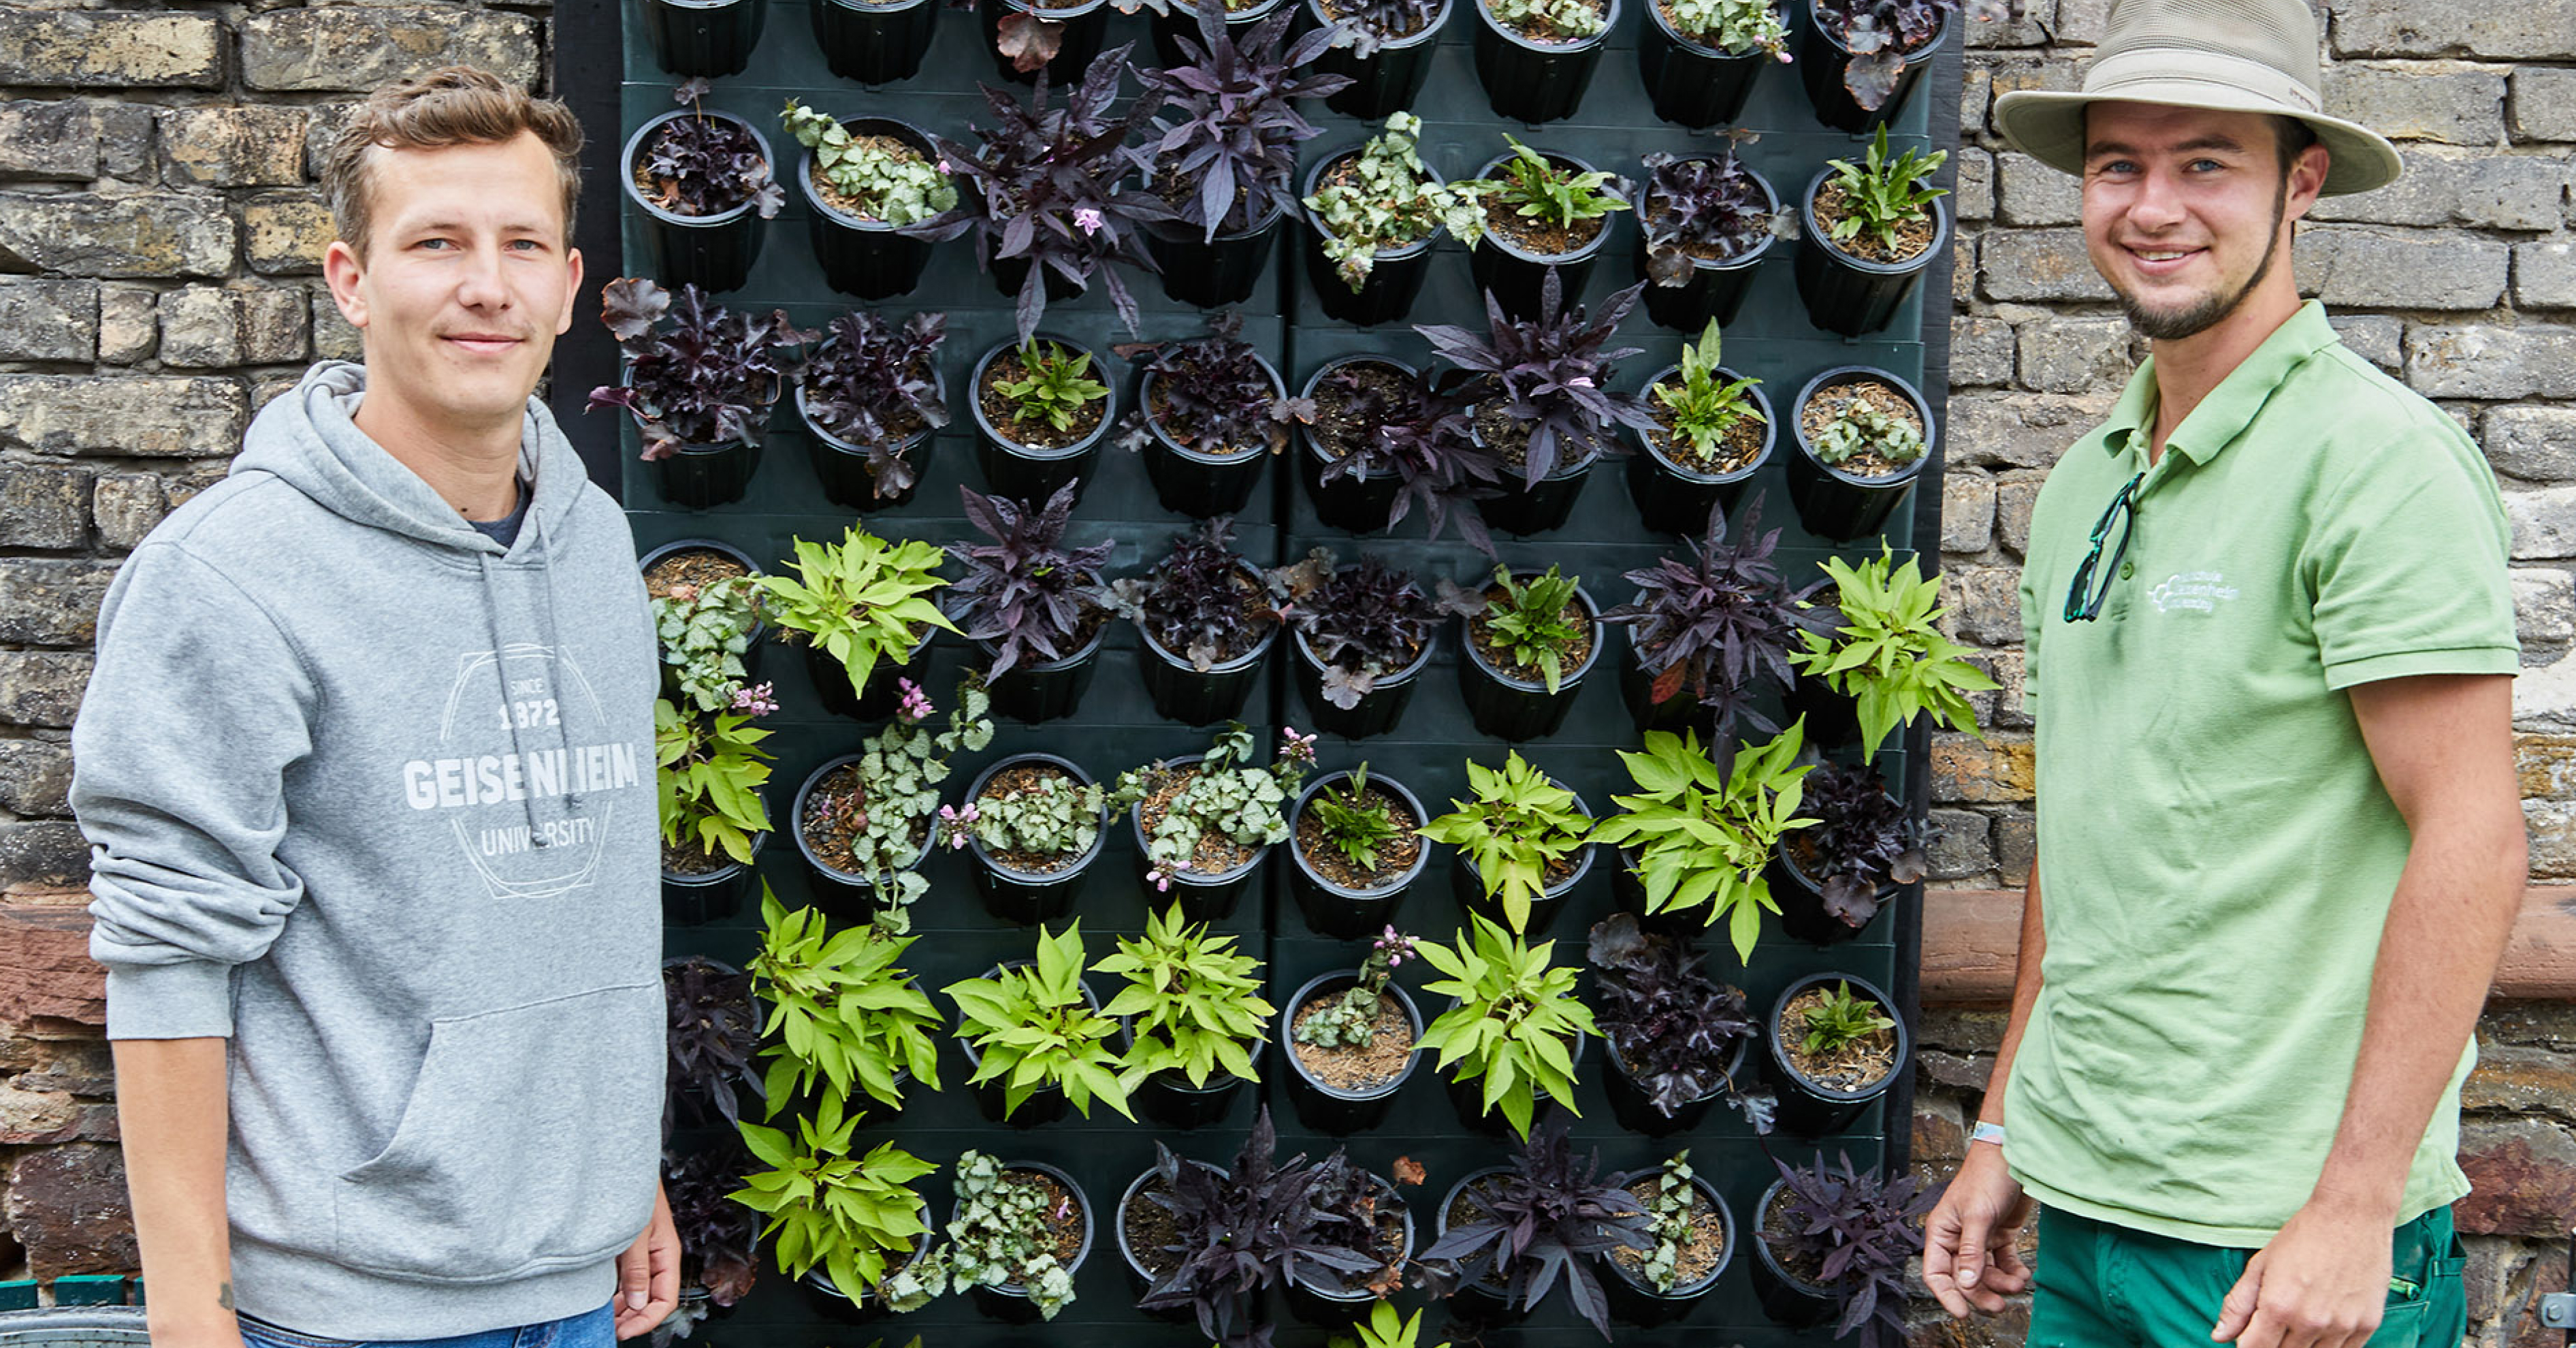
[332,984,660,1283]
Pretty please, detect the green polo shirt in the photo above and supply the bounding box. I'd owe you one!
[2005,302,2519,1248]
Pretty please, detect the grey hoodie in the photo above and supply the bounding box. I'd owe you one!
[75,362,661,1338]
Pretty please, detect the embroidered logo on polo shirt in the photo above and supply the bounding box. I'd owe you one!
[2147,571,2240,614]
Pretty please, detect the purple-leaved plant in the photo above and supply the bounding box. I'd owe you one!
[1114,311,1306,456]
[664,1139,760,1306]
[1133,5,1351,240]
[639,80,786,219]
[1418,1116,1652,1339]
[1135,1108,1379,1348]
[1416,270,1658,489]
[1639,148,1782,287]
[802,310,951,500]
[1107,517,1287,670]
[1307,361,1501,555]
[1285,553,1470,709]
[1766,1151,1939,1348]
[1318,0,1445,55]
[663,955,761,1140]
[947,480,1115,679]
[1585,913,1773,1130]
[1788,761,1925,927]
[586,278,812,460]
[1812,0,2010,110]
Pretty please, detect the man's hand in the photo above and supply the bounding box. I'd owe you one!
[611,1181,680,1340]
[2210,1195,2393,1348]
[1922,1142,2034,1316]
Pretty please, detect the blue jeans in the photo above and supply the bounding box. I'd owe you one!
[237,1304,614,1348]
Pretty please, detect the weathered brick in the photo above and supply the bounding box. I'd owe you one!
[2053,0,2112,43]
[1942,564,2023,645]
[1961,61,1992,138]
[310,288,361,362]
[90,472,165,550]
[159,106,311,189]
[242,191,334,276]
[0,10,223,89]
[1952,315,2014,387]
[0,821,85,890]
[0,652,91,729]
[1916,1046,1997,1094]
[1942,471,1996,553]
[2408,324,2576,400]
[0,560,114,645]
[2511,68,2576,142]
[157,285,308,368]
[2296,226,2509,310]
[97,102,152,181]
[1945,389,2116,468]
[2458,1117,2576,1238]
[2465,1044,2576,1123]
[240,10,541,92]
[0,901,103,1025]
[0,740,73,818]
[0,100,97,179]
[96,287,154,364]
[0,465,89,550]
[2508,489,2576,561]
[1955,146,1993,223]
[0,279,97,363]
[2487,407,2576,484]
[1921,1007,2010,1055]
[1931,733,2035,804]
[2330,0,2576,60]
[1912,1095,1967,1170]
[2308,148,2566,231]
[1994,805,2036,872]
[2514,239,2576,311]
[2325,62,2507,146]
[2328,314,2404,373]
[2514,569,2576,647]
[0,376,244,457]
[4,1144,132,1278]
[2016,315,2132,394]
[1926,808,1994,880]
[1995,470,2042,560]
[1964,0,2046,47]
[1981,227,2114,301]
[14,1037,112,1098]
[1995,150,2080,227]
[2527,799,2576,878]
[0,193,234,279]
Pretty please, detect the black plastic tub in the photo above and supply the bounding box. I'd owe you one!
[1796,3,1949,133]
[1634,0,1771,127]
[980,621,1108,724]
[790,756,942,921]
[1764,970,1908,1137]
[796,1213,935,1323]
[797,383,937,514]
[1469,0,1618,124]
[1283,1176,1415,1325]
[622,110,771,295]
[1600,1020,1750,1136]
[1624,359,1776,536]
[1466,150,1618,321]
[1634,160,1779,332]
[1137,609,1278,726]
[1794,168,1950,338]
[969,334,1116,508]
[1138,356,1284,517]
[1278,970,1424,1134]
[957,974,1109,1127]
[964,752,1107,925]
[1616,626,1718,735]
[1150,0,1289,65]
[643,0,767,76]
[1292,626,1433,741]
[804,628,933,723]
[811,0,938,83]
[1600,1168,1736,1326]
[1129,753,1268,922]
[1147,206,1283,309]
[1298,355,1415,533]
[1769,819,1901,946]
[799,123,941,301]
[1781,674,1861,754]
[1308,0,1451,117]
[661,827,764,927]
[646,438,763,510]
[956,1160,1095,1321]
[1302,150,1440,326]
[1786,366,1934,543]
[980,0,1112,84]
[1287,769,1432,937]
[1749,1179,1839,1328]
[1456,574,1604,741]
[1131,1036,1265,1129]
[1475,438,1596,537]
[1448,790,1594,939]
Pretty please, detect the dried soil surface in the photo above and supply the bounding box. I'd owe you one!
[1138,765,1261,875]
[801,763,930,874]
[1775,986,1897,1093]
[1289,990,1415,1092]
[1481,186,1605,257]
[1308,359,1408,460]
[662,837,733,876]
[645,549,750,600]
[1647,376,1766,475]
[1798,377,1922,481]
[974,761,1090,874]
[1122,1174,1183,1280]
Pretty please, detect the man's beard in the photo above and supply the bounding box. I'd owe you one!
[2114,179,2289,341]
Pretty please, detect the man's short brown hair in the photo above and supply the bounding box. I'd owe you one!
[322,66,584,261]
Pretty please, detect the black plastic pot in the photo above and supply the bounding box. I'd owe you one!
[1129,754,1268,922]
[1136,606,1278,727]
[1473,423,1596,536]
[1769,816,1901,946]
[805,628,933,723]
[1781,674,1861,754]
[639,537,770,694]
[1284,1176,1415,1325]
[980,0,1112,84]
[1114,1163,1212,1314]
[1467,152,1618,321]
[964,752,1108,925]
[811,0,939,83]
[1764,971,1908,1137]
[1440,1021,1586,1136]
[1150,0,1289,65]
[1447,788,1594,938]
[1457,575,1603,741]
[789,754,943,921]
[1302,151,1440,326]
[956,972,1109,1127]
[1131,1036,1265,1129]
[1600,1018,1750,1136]
[1292,626,1433,740]
[797,384,937,514]
[1795,169,1950,338]
[797,1209,935,1324]
[1749,1179,1839,1328]
[1634,0,1773,126]
[622,111,771,295]
[1147,207,1284,309]
[1786,366,1935,543]
[1279,971,1424,1134]
[1287,769,1432,937]
[1624,361,1776,536]
[645,438,764,510]
[979,620,1108,724]
[1616,624,1717,735]
[799,123,941,301]
[1797,3,1950,133]
[1634,161,1779,333]
[1469,0,1617,124]
[1308,0,1451,117]
[662,828,764,927]
[957,1161,1095,1321]
[643,0,767,76]
[1138,356,1285,517]
[1298,355,1415,533]
[969,334,1116,508]
[1600,1169,1736,1326]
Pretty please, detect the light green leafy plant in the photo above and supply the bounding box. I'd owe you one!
[1304,765,1407,875]
[946,1150,1080,1320]
[1812,398,1925,469]
[996,340,1109,434]
[1822,126,1948,255]
[1588,722,1814,964]
[945,921,1137,1121]
[1415,914,1596,1140]
[779,99,956,227]
[1792,545,1999,761]
[1097,903,1274,1087]
[1118,724,1317,887]
[747,886,944,1114]
[732,1091,944,1309]
[803,678,994,932]
[970,765,1110,861]
[756,525,958,701]
[1295,927,1415,1048]
[654,575,762,713]
[1328,1301,1451,1348]
[656,697,773,865]
[1463,136,1628,234]
[1487,0,1607,39]
[1654,321,1767,468]
[1664,0,1787,54]
[1635,1150,1701,1294]
[1475,565,1588,695]
[1801,980,1896,1056]
[1416,751,1592,935]
[1303,113,1487,289]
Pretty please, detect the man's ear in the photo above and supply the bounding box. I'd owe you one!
[555,246,584,336]
[322,238,370,330]
[2284,142,2330,223]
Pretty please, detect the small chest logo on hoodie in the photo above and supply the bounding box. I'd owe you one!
[398,643,642,900]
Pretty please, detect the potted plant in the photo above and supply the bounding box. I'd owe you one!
[1116,722,1316,920]
[1286,1146,1415,1326]
[1797,127,1950,338]
[1469,0,1617,123]
[756,525,955,721]
[621,82,785,293]
[946,1149,1093,1322]
[664,1140,760,1323]
[1790,545,1997,758]
[1417,273,1657,537]
[796,311,950,512]
[663,955,761,1140]
[1637,0,1786,124]
[810,0,941,83]
[1764,973,1907,1136]
[1300,114,1485,327]
[1310,0,1451,117]
[746,888,946,1124]
[781,102,956,300]
[962,752,1112,923]
[650,566,764,716]
[1603,1151,1735,1326]
[1447,564,1602,741]
[730,1095,946,1322]
[1635,148,1783,334]
[1602,496,1836,744]
[1421,1117,1649,1336]
[656,694,773,927]
[1458,138,1629,321]
[945,922,1138,1125]
[1134,5,1351,306]
[984,0,1118,84]
[1418,750,1596,936]
[1415,914,1594,1138]
[1287,767,1430,937]
[904,59,1169,339]
[1296,359,1499,551]
[1098,903,1274,1127]
[790,677,995,933]
[1799,0,1976,132]
[587,277,807,509]
[1786,365,1935,541]
[1752,1151,1933,1342]
[946,481,1117,723]
[1281,929,1425,1133]
[1328,1302,1446,1348]
[1583,914,1769,1136]
[967,335,1116,506]
[1287,553,1460,739]
[1114,313,1296,518]
[1108,517,1289,725]
[643,0,765,77]
[1591,723,1812,961]
[1629,319,1775,536]
[1773,760,1924,943]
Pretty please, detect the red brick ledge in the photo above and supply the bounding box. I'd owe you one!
[1924,886,2576,1005]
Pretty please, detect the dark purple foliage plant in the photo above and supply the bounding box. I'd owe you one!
[947,480,1115,679]
[638,80,786,219]
[1639,148,1784,287]
[1790,761,1926,927]
[1308,362,1502,555]
[1584,913,1774,1131]
[1812,0,2010,110]
[1600,494,1836,751]
[803,310,951,501]
[1114,311,1306,456]
[665,1140,760,1306]
[1321,0,1444,54]
[1419,1116,1652,1339]
[586,278,813,460]
[664,955,762,1140]
[1415,271,1658,488]
[1285,553,1469,709]
[1135,5,1352,240]
[1136,1108,1379,1348]
[1767,1151,1939,1348]
[1108,517,1287,671]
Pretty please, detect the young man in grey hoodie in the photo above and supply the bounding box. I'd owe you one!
[74,67,677,1345]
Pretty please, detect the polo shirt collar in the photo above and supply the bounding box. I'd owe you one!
[2093,300,2342,468]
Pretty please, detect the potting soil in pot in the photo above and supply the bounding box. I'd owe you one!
[1289,990,1415,1093]
[802,763,931,872]
[1609,1175,1724,1287]
[1306,359,1411,460]
[1809,180,1936,266]
[1122,1174,1185,1281]
[1801,378,1925,479]
[1149,376,1278,459]
[1646,379,1765,476]
[1466,582,1593,684]
[644,548,752,598]
[980,349,1108,448]
[1479,189,1606,257]
[1293,786,1421,888]
[1002,1168,1087,1268]
[1775,986,1898,1093]
[1137,765,1263,877]
[1760,1188,1829,1285]
[974,761,1092,874]
[662,837,737,877]
[1472,404,1583,485]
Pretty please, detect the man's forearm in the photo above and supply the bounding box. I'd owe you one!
[113,1037,236,1336]
[1974,859,2047,1127]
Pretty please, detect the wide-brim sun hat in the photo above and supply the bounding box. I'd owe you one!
[1993,0,2401,196]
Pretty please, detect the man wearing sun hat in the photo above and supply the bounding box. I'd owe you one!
[1919,1,2527,1346]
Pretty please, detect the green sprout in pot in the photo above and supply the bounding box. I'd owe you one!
[944,920,1138,1121]
[730,1093,945,1311]
[1416,750,1591,934]
[1819,127,1948,259]
[1306,766,1408,876]
[1097,903,1275,1087]
[654,575,763,714]
[779,100,959,226]
[1117,722,1317,889]
[1801,980,1897,1056]
[997,339,1111,434]
[747,886,945,1116]
[1329,1301,1451,1348]
[756,524,959,701]
[1415,913,1596,1139]
[1304,113,1487,289]
[1654,321,1767,470]
[1297,926,1415,1048]
[1792,545,1998,761]
[1451,564,1588,694]
[1588,720,1814,963]
[656,694,775,867]
[1462,136,1628,242]
[1666,0,1788,55]
[800,677,995,933]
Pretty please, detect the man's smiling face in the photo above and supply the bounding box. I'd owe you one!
[2080,101,2323,342]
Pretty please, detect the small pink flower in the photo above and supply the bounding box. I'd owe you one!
[937,158,952,174]
[730,681,780,716]
[1146,868,1172,893]
[1073,207,1105,236]
[1568,376,1595,389]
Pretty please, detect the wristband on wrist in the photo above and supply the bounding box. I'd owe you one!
[1970,1121,2008,1148]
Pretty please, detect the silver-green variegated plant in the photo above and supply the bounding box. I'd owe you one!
[945,1149,1080,1320]
[1486,0,1607,37]
[970,766,1112,862]
[1635,1150,1701,1294]
[806,677,994,932]
[1812,398,1925,469]
[1097,903,1275,1087]
[654,574,762,713]
[780,99,958,227]
[1294,926,1415,1048]
[1117,723,1317,886]
[1792,544,1998,761]
[730,1091,945,1311]
[1666,0,1788,54]
[1303,113,1487,289]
